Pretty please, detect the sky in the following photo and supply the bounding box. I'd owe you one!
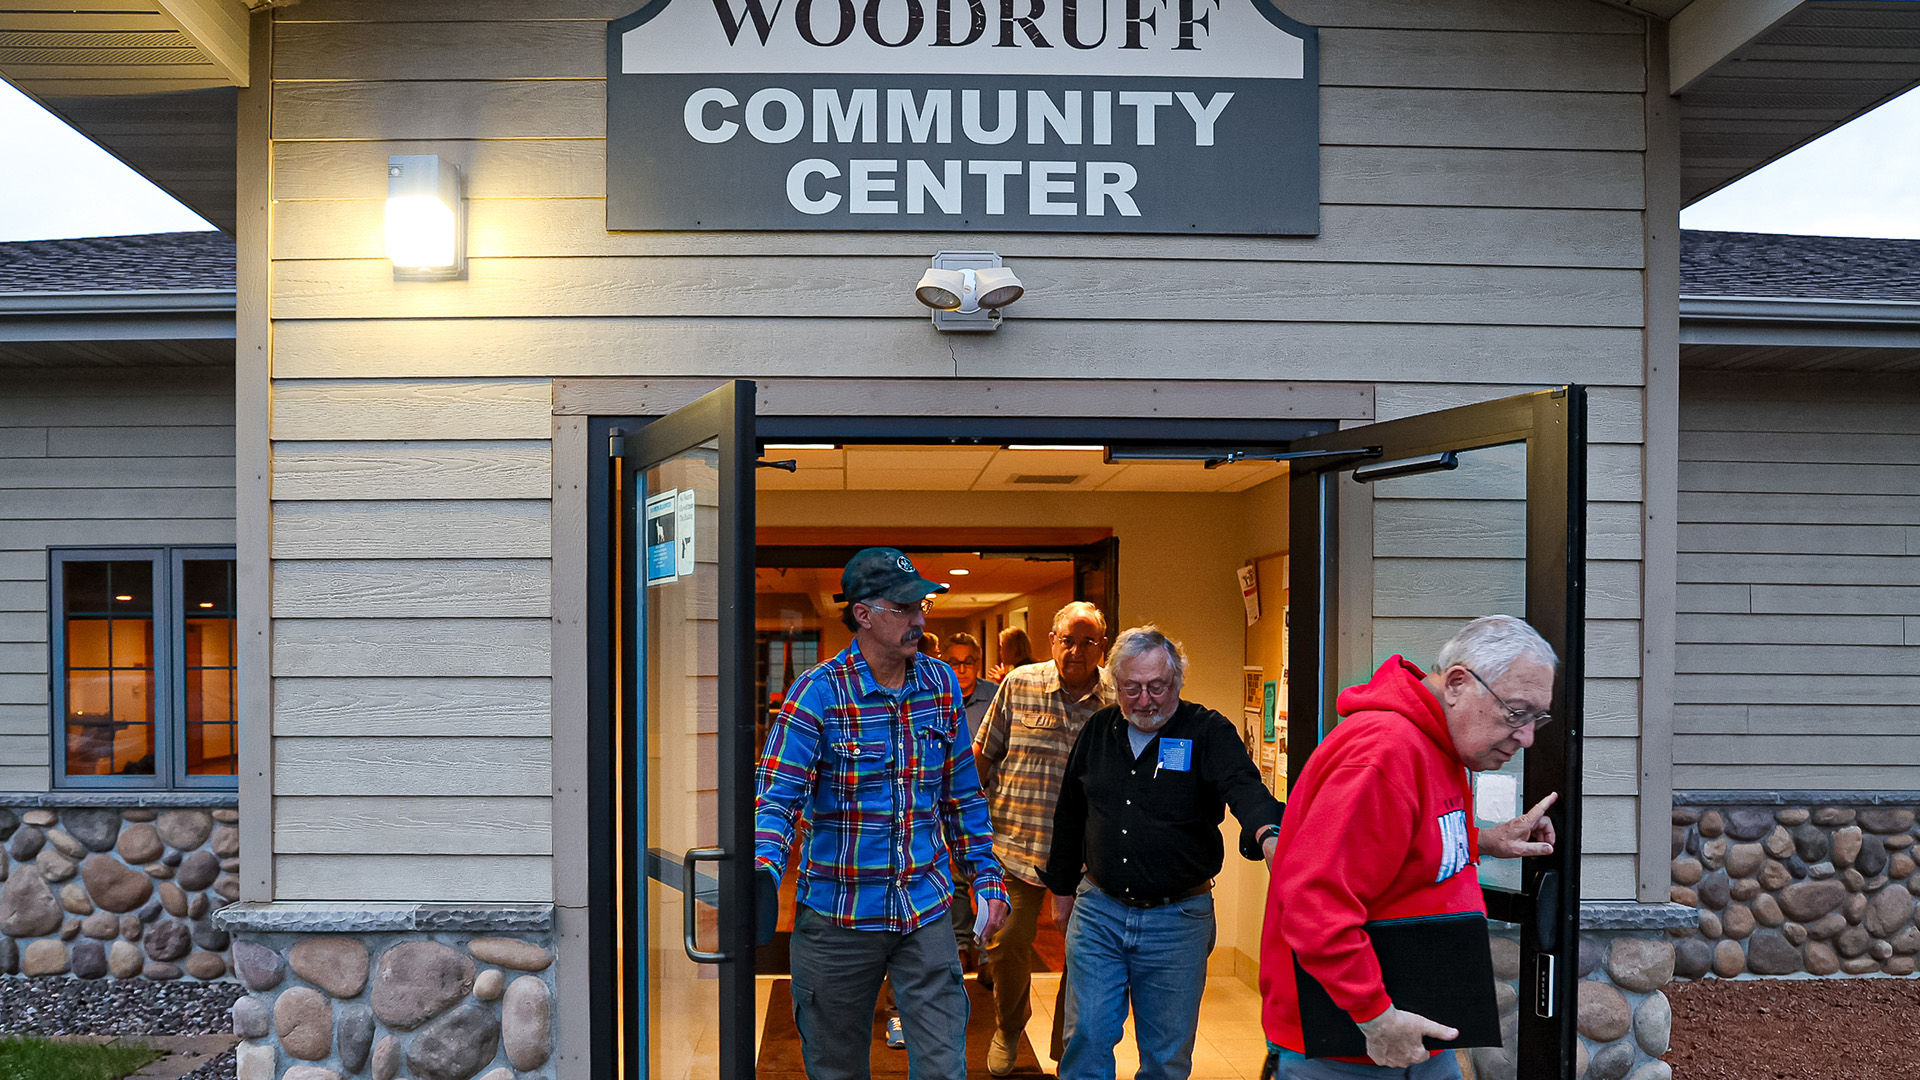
[0,78,1917,242]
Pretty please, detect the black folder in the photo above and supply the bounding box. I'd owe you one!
[1293,911,1502,1059]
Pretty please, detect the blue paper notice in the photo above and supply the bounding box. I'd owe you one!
[1157,738,1193,773]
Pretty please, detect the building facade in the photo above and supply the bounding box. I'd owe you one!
[2,2,1919,1079]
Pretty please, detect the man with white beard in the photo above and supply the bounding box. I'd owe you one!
[1042,626,1285,1080]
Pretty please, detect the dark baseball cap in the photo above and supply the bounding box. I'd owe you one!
[835,547,950,606]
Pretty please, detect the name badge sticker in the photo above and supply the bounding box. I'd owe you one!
[1157,738,1193,773]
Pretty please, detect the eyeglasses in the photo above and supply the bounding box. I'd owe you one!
[867,597,935,616]
[1465,668,1553,730]
[947,656,979,668]
[1053,635,1104,652]
[1118,680,1173,699]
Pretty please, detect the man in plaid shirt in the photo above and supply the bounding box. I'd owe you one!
[755,547,1011,1080]
[973,600,1115,1075]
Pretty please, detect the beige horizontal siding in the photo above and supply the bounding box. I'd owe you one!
[274,676,551,738]
[1675,372,1920,792]
[262,0,1649,905]
[274,853,551,903]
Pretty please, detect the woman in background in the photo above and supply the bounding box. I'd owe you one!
[988,626,1035,683]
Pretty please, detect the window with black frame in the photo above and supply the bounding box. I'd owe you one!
[51,547,238,789]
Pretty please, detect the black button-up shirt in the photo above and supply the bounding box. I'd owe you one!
[1042,700,1284,903]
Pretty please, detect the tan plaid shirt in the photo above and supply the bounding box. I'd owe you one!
[972,660,1116,885]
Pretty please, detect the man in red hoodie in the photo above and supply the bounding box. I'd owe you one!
[1259,615,1560,1079]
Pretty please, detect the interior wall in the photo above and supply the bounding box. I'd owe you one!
[759,475,1289,971]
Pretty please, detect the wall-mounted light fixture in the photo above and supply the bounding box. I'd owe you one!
[914,250,1023,332]
[386,154,466,281]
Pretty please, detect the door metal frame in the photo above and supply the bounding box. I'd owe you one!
[1286,386,1587,1080]
[606,381,758,1080]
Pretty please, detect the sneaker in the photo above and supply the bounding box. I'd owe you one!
[988,1031,1017,1076]
[886,1016,906,1050]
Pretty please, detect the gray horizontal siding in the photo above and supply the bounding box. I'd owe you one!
[0,367,237,793]
[1674,372,1920,792]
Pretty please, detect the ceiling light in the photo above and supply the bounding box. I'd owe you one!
[764,443,838,450]
[915,250,1024,332]
[1006,444,1102,451]
[199,602,216,609]
[948,569,970,576]
[115,595,132,602]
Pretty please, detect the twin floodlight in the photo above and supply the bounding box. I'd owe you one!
[914,251,1024,332]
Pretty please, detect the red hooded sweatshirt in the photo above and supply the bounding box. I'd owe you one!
[1259,657,1482,1056]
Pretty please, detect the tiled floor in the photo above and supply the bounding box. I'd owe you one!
[1024,972,1270,1080]
[756,971,1271,1079]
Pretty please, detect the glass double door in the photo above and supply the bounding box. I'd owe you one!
[612,382,1585,1080]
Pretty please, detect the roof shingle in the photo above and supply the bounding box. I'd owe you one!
[0,230,233,294]
[1682,230,1920,303]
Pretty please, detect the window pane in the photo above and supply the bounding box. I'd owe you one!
[62,560,157,778]
[182,560,239,777]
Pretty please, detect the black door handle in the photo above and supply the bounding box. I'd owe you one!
[683,846,729,964]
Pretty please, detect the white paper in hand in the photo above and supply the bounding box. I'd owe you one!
[973,898,992,943]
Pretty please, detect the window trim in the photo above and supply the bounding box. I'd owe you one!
[49,546,238,791]
[170,548,240,790]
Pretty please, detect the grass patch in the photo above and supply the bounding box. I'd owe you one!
[0,1035,163,1080]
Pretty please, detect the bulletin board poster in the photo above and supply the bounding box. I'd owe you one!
[1262,680,1278,742]
[644,488,698,587]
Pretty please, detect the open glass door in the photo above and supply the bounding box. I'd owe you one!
[1287,387,1585,1080]
[616,381,757,1080]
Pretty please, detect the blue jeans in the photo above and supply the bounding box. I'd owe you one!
[1058,884,1215,1080]
[1271,1046,1463,1080]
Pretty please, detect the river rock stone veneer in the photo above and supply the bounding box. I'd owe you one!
[1669,796,1920,978]
[216,923,555,1080]
[1471,916,1680,1080]
[0,800,239,982]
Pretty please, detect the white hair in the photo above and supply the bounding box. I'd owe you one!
[1434,615,1557,681]
[1106,625,1187,692]
[1051,600,1108,639]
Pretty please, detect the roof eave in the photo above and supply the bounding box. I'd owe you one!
[0,289,236,342]
[1681,294,1920,348]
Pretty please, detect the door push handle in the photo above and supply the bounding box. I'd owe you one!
[1534,869,1561,952]
[683,847,729,965]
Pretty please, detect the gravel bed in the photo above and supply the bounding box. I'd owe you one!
[0,974,242,1037]
[179,1048,237,1080]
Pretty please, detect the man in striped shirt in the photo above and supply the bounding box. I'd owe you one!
[973,600,1116,1075]
[755,547,1011,1080]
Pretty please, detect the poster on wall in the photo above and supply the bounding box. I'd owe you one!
[606,0,1320,234]
[644,489,698,586]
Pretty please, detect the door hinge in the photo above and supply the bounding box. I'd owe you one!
[609,428,626,459]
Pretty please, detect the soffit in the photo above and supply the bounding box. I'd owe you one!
[0,0,254,234]
[1678,1,1920,204]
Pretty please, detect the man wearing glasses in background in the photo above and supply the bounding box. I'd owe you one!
[754,547,1010,1080]
[1043,625,1285,1080]
[1257,614,1560,1080]
[973,600,1115,1075]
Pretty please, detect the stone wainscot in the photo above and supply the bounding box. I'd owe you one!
[1667,793,1920,978]
[0,795,240,981]
[214,904,556,1080]
[1472,902,1692,1080]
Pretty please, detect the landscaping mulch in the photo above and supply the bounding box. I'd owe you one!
[1666,976,1920,1080]
[0,978,241,1080]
